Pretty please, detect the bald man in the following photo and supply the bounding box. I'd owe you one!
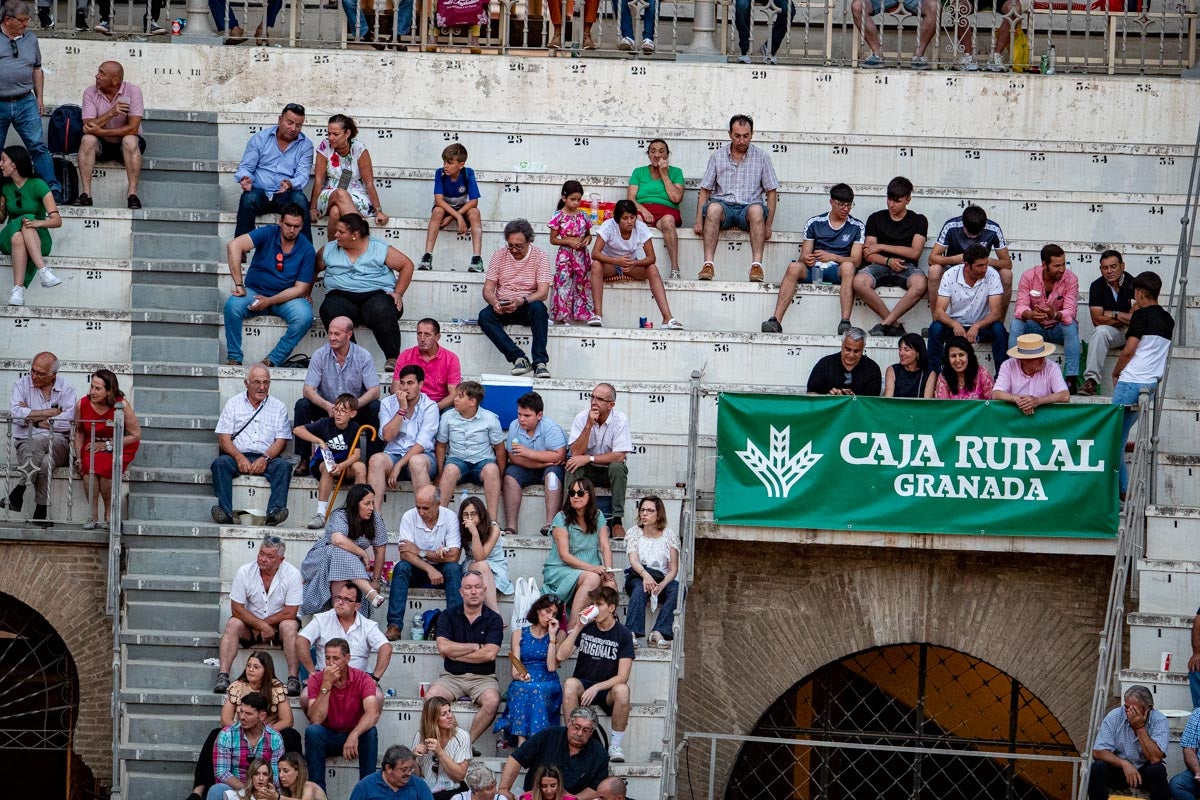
[386,485,463,641]
[293,315,381,474]
[78,60,146,209]
[211,364,294,526]
[596,777,628,800]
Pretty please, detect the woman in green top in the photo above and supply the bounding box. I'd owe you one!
[627,138,685,279]
[541,476,616,622]
[1,145,61,307]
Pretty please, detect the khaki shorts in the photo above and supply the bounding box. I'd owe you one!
[433,672,500,703]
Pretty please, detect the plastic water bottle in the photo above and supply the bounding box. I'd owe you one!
[459,488,469,507]
[410,620,423,640]
[650,593,658,613]
[1046,46,1056,75]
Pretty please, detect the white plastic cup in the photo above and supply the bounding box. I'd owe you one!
[546,471,560,491]
[580,604,599,625]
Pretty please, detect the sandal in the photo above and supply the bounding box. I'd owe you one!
[540,524,551,536]
[368,589,386,609]
[502,527,516,537]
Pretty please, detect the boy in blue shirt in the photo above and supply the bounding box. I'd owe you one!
[420,143,483,273]
[436,381,506,518]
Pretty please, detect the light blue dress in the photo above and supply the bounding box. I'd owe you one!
[461,523,513,595]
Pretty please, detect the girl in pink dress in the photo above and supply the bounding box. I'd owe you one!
[548,180,595,325]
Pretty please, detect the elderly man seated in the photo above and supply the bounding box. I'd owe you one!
[806,328,882,396]
[991,333,1070,415]
[2,351,76,526]
[1088,685,1169,800]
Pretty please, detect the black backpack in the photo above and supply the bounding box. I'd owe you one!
[47,104,83,155]
[52,155,78,205]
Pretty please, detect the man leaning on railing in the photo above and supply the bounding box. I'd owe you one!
[2,350,76,527]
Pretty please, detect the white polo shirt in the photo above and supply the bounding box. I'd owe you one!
[229,560,303,619]
[398,506,462,552]
[299,608,389,671]
[938,264,1004,325]
[569,408,634,455]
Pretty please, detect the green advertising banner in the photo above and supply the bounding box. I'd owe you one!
[716,395,1124,538]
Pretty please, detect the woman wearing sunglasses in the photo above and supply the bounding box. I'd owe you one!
[541,477,616,623]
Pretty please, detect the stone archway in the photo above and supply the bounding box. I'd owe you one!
[0,592,81,799]
[725,643,1079,799]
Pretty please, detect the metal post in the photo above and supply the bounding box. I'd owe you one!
[108,403,125,800]
[680,0,725,59]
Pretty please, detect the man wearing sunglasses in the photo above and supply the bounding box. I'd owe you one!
[223,203,316,369]
[0,1,60,202]
[234,103,314,244]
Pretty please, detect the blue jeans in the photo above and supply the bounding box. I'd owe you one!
[387,560,464,629]
[208,0,281,29]
[1112,380,1157,493]
[223,295,314,366]
[236,188,312,242]
[477,301,550,367]
[927,319,1008,376]
[1171,768,1200,799]
[392,0,414,38]
[1009,318,1081,376]
[206,783,236,800]
[624,571,679,638]
[618,0,656,40]
[304,723,378,790]
[210,451,291,516]
[0,95,58,196]
[734,0,794,55]
[340,0,367,37]
[1191,669,1200,710]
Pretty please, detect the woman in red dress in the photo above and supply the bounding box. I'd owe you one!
[75,369,141,529]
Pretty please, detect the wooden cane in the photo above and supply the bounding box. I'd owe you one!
[324,424,378,521]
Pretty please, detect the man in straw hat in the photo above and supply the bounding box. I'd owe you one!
[992,333,1070,415]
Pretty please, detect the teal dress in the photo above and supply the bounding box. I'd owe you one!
[541,509,607,607]
[0,178,53,285]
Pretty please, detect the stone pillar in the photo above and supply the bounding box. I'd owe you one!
[679,0,725,60]
[181,0,224,41]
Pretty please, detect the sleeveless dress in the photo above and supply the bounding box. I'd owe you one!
[541,509,607,607]
[548,209,594,323]
[506,626,562,738]
[300,508,388,616]
[891,364,932,398]
[315,138,373,216]
[77,397,139,478]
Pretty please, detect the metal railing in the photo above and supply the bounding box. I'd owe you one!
[38,0,1199,73]
[678,731,1088,799]
[1078,388,1153,800]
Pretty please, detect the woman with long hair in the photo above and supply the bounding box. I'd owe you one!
[541,476,615,623]
[935,335,995,400]
[508,593,564,743]
[1,144,62,306]
[458,494,513,614]
[299,483,387,616]
[623,494,680,649]
[411,696,472,800]
[236,758,277,799]
[884,332,937,398]
[278,752,327,800]
[74,369,141,528]
[520,763,575,800]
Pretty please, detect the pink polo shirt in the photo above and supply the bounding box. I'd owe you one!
[81,82,145,136]
[392,345,462,404]
[1014,265,1079,327]
[994,358,1068,398]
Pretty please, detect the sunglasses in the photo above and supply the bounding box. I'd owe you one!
[283,102,305,116]
[568,489,588,497]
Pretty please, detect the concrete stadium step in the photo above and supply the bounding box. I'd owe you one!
[0,256,129,308]
[1119,668,1193,714]
[208,170,1188,245]
[213,116,1195,196]
[1126,612,1195,672]
[1,306,131,360]
[86,160,221,210]
[1136,558,1200,616]
[1146,505,1200,561]
[1156,454,1200,508]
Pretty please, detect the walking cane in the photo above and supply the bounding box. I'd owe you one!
[324,424,378,522]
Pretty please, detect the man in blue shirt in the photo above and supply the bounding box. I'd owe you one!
[0,3,59,200]
[234,103,314,244]
[1088,685,1169,800]
[349,745,433,800]
[223,204,316,369]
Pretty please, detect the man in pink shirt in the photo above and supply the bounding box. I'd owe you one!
[305,638,380,791]
[1008,243,1081,393]
[992,333,1070,415]
[391,317,462,412]
[478,218,552,379]
[78,60,146,210]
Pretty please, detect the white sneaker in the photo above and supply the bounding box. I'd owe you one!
[618,36,634,50]
[955,54,979,71]
[306,512,326,529]
[608,743,626,762]
[9,286,24,305]
[586,315,603,327]
[39,267,62,288]
[759,41,778,65]
[985,52,1009,72]
[736,53,752,64]
[641,38,655,53]
[648,630,669,648]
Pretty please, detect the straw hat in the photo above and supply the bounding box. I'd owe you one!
[1006,333,1057,359]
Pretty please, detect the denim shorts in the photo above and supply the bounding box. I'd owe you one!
[384,451,438,479]
[873,0,920,13]
[704,200,768,232]
[806,261,845,285]
[445,456,496,484]
[504,463,565,488]
[862,261,924,288]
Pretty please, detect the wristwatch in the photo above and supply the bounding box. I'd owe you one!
[320,687,330,695]
[418,549,427,559]
[589,455,595,463]
[105,440,113,452]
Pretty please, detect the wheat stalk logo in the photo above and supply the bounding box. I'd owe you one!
[735,425,823,499]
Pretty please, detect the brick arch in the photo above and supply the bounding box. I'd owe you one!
[676,540,1109,798]
[0,540,113,789]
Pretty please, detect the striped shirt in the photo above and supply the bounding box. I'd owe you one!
[1094,706,1169,768]
[212,722,284,784]
[304,343,380,401]
[215,393,292,453]
[699,143,780,206]
[485,246,552,305]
